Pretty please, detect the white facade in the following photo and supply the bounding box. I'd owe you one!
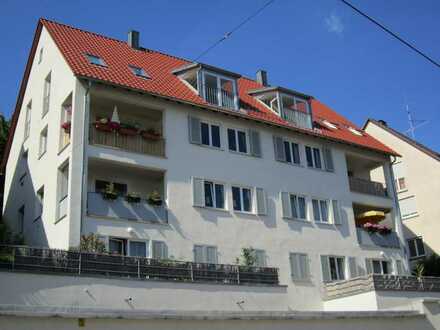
[3,25,408,313]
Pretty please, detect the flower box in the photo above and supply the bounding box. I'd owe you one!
[141,130,161,141]
[363,222,392,235]
[61,121,71,133]
[102,191,118,200]
[118,127,138,136]
[95,122,113,132]
[126,193,141,203]
[147,191,163,206]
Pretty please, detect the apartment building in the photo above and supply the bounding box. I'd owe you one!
[364,119,440,266]
[5,20,440,329]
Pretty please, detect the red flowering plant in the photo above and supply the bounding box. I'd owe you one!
[363,222,391,235]
[61,121,71,133]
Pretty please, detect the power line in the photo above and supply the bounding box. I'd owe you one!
[340,0,440,69]
[194,0,275,61]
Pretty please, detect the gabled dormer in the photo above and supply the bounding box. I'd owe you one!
[248,72,313,130]
[173,63,240,111]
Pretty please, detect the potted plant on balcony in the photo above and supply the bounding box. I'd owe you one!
[118,123,138,136]
[61,121,71,134]
[363,222,392,235]
[94,118,113,132]
[141,128,161,141]
[102,183,118,201]
[147,190,162,206]
[126,192,141,204]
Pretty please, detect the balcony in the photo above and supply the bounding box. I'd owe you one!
[349,177,388,197]
[356,228,400,249]
[0,245,279,286]
[282,107,312,129]
[204,86,236,110]
[87,192,168,223]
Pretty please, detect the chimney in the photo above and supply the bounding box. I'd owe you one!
[256,70,268,87]
[128,30,140,49]
[378,119,388,127]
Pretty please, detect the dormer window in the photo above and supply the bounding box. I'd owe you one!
[129,65,150,79]
[173,63,240,110]
[86,54,106,67]
[248,87,313,130]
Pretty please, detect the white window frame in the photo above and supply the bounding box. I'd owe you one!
[129,65,150,79]
[289,193,308,221]
[290,252,310,281]
[24,101,32,140]
[280,93,310,114]
[312,198,330,223]
[151,240,168,260]
[39,126,48,158]
[42,72,51,117]
[399,195,418,219]
[202,179,226,210]
[193,244,218,264]
[366,258,392,275]
[35,185,44,221]
[395,177,407,193]
[305,145,323,169]
[407,237,425,259]
[325,255,346,282]
[199,120,222,149]
[231,185,254,213]
[201,70,238,110]
[227,127,249,154]
[283,139,302,165]
[86,53,107,67]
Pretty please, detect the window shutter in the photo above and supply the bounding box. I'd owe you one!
[281,192,292,218]
[206,246,217,264]
[332,200,342,225]
[256,188,267,215]
[188,116,201,144]
[323,147,334,172]
[396,260,404,275]
[365,259,373,275]
[194,245,204,263]
[255,250,266,267]
[273,136,286,162]
[249,129,262,157]
[290,253,299,280]
[321,256,331,282]
[192,178,204,207]
[348,257,358,278]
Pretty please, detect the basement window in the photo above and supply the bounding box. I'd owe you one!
[86,54,107,67]
[129,65,150,79]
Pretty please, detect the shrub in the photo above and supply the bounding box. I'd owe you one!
[415,254,440,277]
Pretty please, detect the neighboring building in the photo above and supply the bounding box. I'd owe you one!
[1,19,440,330]
[364,119,440,266]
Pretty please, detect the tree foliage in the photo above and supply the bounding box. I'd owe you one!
[0,222,24,245]
[79,233,106,253]
[235,247,257,267]
[415,254,440,277]
[0,114,10,163]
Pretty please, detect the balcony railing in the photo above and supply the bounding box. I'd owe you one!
[204,86,236,110]
[87,192,168,224]
[282,108,312,129]
[325,274,440,299]
[349,177,388,197]
[356,228,400,249]
[0,245,279,286]
[89,124,165,157]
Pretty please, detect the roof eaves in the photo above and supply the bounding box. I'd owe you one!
[248,86,313,100]
[172,62,241,79]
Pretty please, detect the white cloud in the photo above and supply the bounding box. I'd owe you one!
[325,13,344,35]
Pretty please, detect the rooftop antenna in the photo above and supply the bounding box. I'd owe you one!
[404,104,428,139]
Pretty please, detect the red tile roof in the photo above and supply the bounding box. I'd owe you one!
[1,19,398,170]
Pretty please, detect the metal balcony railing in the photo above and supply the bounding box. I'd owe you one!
[349,177,388,197]
[204,86,236,110]
[282,108,312,129]
[0,245,279,286]
[89,124,165,157]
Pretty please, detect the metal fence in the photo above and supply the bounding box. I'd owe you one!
[282,108,312,129]
[349,177,388,197]
[204,86,236,110]
[0,245,279,286]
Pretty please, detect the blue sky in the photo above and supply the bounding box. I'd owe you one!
[1,0,439,151]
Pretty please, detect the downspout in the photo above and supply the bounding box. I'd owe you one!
[388,155,408,272]
[79,80,92,248]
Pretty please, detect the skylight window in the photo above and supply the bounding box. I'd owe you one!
[348,127,363,136]
[129,65,150,79]
[86,54,106,67]
[322,120,338,130]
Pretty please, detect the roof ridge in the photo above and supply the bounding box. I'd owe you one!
[39,18,193,65]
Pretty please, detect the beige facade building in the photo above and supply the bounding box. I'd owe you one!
[364,119,440,265]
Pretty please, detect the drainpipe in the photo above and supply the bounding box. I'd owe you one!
[388,155,408,272]
[79,80,92,250]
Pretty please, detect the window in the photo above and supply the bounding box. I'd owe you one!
[284,141,301,165]
[290,253,310,280]
[203,72,237,110]
[312,199,329,223]
[399,195,418,219]
[60,98,72,150]
[201,122,221,148]
[152,241,168,260]
[35,186,44,220]
[305,146,322,169]
[129,65,150,79]
[395,260,405,275]
[227,128,247,153]
[57,163,69,220]
[42,72,51,116]
[39,127,48,157]
[18,206,25,234]
[203,180,225,209]
[194,245,218,264]
[408,237,425,259]
[38,47,43,64]
[290,194,307,220]
[252,249,266,267]
[232,186,253,212]
[366,259,392,275]
[109,238,127,255]
[24,101,31,140]
[321,255,345,282]
[86,54,106,67]
[393,162,407,192]
[95,180,127,197]
[129,241,148,257]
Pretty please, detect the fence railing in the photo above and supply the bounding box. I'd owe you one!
[349,177,388,197]
[204,86,236,110]
[282,108,312,129]
[325,274,440,299]
[89,125,165,157]
[0,245,279,286]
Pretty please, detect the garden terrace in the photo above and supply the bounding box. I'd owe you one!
[0,245,280,286]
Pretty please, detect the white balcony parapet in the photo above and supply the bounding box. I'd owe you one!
[356,228,400,249]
